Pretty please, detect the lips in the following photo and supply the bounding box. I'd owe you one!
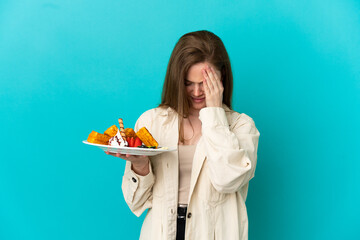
[192,97,205,103]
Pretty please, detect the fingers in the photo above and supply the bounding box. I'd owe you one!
[202,65,224,108]
[209,66,223,91]
[203,76,210,96]
[106,150,125,158]
[211,67,223,91]
[202,68,215,94]
[106,150,116,157]
[207,66,220,82]
[105,150,148,162]
[202,65,222,93]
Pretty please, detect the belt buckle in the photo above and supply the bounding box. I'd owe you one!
[177,204,188,219]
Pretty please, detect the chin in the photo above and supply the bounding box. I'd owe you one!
[191,102,206,110]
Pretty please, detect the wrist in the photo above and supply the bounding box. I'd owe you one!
[131,158,150,176]
[206,101,222,108]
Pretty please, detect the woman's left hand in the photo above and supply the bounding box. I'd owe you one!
[202,65,224,107]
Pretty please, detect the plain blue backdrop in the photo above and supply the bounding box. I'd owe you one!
[1,0,359,239]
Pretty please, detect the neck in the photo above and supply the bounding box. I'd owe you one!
[188,108,200,117]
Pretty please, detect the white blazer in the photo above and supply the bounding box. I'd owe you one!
[122,105,260,240]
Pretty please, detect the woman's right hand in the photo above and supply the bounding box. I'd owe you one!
[105,151,150,176]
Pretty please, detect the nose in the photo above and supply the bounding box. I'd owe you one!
[193,83,203,96]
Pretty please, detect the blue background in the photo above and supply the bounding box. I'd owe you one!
[1,0,359,239]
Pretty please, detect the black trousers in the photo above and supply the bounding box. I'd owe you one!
[176,206,187,240]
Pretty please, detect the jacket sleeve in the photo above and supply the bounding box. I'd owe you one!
[199,107,260,193]
[121,111,155,217]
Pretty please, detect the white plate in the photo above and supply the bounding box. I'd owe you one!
[83,140,177,156]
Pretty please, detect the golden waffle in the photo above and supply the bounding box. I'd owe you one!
[87,131,111,145]
[104,125,119,137]
[124,128,136,138]
[136,127,158,148]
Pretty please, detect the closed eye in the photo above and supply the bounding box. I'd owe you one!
[184,80,192,86]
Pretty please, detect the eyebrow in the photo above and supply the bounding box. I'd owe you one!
[185,79,202,83]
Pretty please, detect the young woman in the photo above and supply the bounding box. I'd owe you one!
[107,30,260,240]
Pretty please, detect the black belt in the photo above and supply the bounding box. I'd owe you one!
[177,204,188,219]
